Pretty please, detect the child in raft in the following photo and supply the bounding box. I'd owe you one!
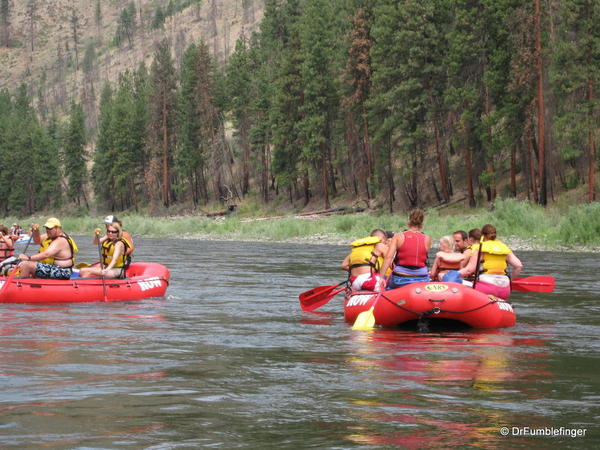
[429,235,465,282]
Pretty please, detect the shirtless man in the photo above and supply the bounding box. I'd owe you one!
[18,218,78,280]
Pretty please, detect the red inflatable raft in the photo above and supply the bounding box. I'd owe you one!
[0,262,170,304]
[344,281,515,329]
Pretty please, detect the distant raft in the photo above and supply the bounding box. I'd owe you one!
[344,281,516,329]
[0,262,170,303]
[14,234,30,244]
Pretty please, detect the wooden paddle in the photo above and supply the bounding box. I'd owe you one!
[512,276,555,293]
[299,282,346,312]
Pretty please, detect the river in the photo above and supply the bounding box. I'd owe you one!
[0,238,598,448]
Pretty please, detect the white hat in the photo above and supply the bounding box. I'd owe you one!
[104,215,118,224]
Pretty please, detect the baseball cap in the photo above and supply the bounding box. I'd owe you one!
[104,215,119,224]
[44,217,62,229]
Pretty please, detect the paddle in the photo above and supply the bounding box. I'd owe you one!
[75,261,100,269]
[96,230,108,301]
[299,281,346,312]
[352,291,382,331]
[512,276,555,293]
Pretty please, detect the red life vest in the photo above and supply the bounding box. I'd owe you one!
[0,237,14,261]
[395,231,427,268]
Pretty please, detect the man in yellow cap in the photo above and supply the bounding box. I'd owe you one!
[19,217,78,279]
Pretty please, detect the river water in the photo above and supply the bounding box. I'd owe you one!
[0,238,598,448]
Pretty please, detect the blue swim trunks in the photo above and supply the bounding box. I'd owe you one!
[34,262,72,280]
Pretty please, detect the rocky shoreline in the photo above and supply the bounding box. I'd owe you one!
[179,232,598,253]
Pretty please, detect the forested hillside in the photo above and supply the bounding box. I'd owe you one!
[0,0,598,216]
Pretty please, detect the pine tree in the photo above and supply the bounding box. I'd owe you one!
[445,0,486,207]
[177,43,207,206]
[93,82,115,208]
[32,115,62,212]
[63,102,88,208]
[343,5,374,201]
[298,0,339,209]
[148,39,177,208]
[269,0,304,205]
[551,0,600,202]
[226,35,253,196]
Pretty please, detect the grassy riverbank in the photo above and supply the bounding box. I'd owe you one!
[4,199,600,251]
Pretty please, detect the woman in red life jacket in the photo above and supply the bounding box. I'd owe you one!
[379,209,432,290]
[0,225,15,262]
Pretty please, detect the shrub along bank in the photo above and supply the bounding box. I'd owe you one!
[4,199,600,250]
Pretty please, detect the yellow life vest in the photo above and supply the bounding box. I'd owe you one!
[479,239,511,274]
[101,238,131,269]
[349,236,382,271]
[39,234,79,265]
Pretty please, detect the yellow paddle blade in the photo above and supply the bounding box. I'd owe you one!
[352,307,376,330]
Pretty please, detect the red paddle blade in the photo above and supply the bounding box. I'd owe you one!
[512,276,555,293]
[299,284,339,302]
[299,285,345,312]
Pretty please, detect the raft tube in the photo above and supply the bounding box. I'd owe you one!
[344,281,515,329]
[0,262,170,304]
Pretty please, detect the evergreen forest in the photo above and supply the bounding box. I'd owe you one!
[0,0,598,216]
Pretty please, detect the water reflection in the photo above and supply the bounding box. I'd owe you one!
[0,241,597,447]
[344,328,552,448]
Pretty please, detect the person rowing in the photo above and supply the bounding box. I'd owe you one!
[458,224,523,299]
[0,225,15,263]
[18,217,78,280]
[379,209,432,289]
[341,229,388,292]
[93,215,135,257]
[80,221,131,279]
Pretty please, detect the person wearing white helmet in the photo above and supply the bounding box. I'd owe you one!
[92,215,135,257]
